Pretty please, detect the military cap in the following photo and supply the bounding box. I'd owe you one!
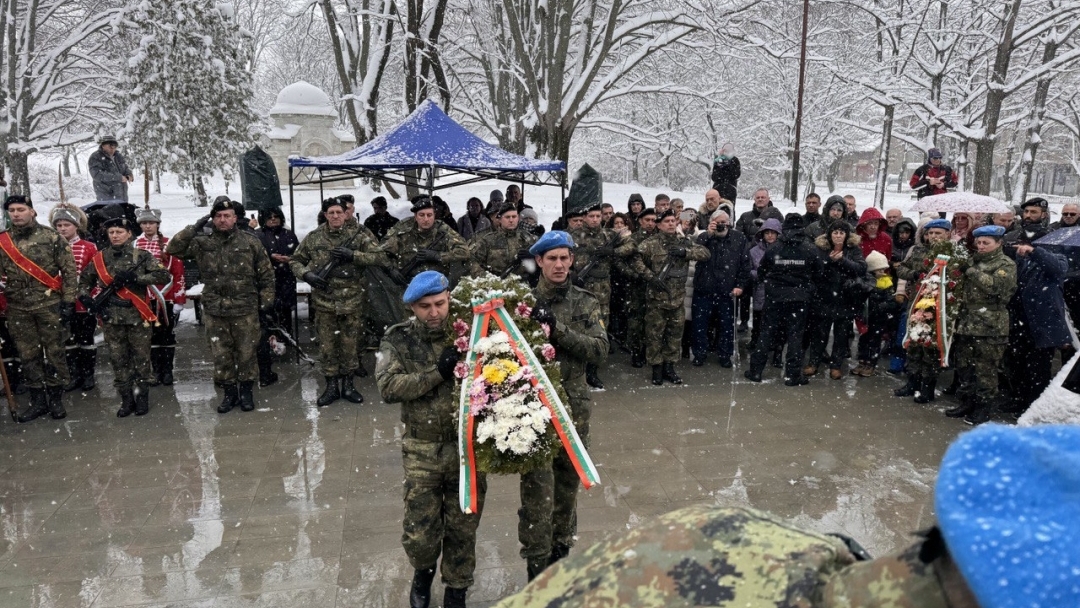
[565,208,586,219]
[627,193,645,204]
[656,209,676,222]
[3,194,31,210]
[584,202,603,213]
[924,218,952,232]
[403,270,450,304]
[136,208,162,224]
[98,134,119,145]
[337,193,355,204]
[211,196,243,216]
[637,207,657,219]
[321,197,346,213]
[495,202,518,217]
[529,230,574,257]
[102,217,135,232]
[1020,197,1048,211]
[936,424,1080,608]
[410,196,434,213]
[51,207,82,227]
[972,225,1006,239]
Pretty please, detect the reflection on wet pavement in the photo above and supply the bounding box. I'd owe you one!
[0,325,968,607]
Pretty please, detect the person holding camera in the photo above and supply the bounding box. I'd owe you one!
[690,210,750,368]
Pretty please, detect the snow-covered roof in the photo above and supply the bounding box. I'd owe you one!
[266,123,301,140]
[269,81,336,117]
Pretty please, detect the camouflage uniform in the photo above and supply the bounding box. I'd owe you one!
[166,224,274,385]
[635,232,710,365]
[0,222,78,389]
[376,318,485,590]
[954,248,1016,405]
[532,276,608,557]
[496,505,959,608]
[381,220,469,283]
[469,226,537,279]
[78,244,169,392]
[569,225,620,323]
[895,245,942,379]
[289,223,385,377]
[616,228,655,360]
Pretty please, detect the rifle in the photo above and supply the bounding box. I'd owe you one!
[653,259,673,294]
[574,232,621,283]
[400,229,448,278]
[90,253,151,314]
[310,227,364,287]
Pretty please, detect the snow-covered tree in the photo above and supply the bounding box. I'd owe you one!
[118,0,261,205]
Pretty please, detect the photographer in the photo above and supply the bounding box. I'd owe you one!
[691,211,750,368]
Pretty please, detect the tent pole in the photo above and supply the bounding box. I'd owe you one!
[288,167,296,234]
[560,172,567,217]
[427,163,435,197]
[319,174,324,202]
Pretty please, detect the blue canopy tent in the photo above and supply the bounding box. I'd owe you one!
[287,100,566,227]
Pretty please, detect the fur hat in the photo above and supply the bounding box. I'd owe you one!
[136,208,162,224]
[49,203,88,231]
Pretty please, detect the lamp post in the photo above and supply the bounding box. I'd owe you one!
[789,0,810,202]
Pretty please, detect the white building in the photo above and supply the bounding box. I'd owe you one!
[260,81,356,186]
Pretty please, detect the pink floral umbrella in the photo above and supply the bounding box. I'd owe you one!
[911,192,1012,214]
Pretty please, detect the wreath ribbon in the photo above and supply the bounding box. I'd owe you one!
[457,296,600,514]
[903,254,953,367]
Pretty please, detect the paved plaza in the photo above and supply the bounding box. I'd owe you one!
[0,323,970,607]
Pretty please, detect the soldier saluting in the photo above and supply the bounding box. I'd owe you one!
[0,195,78,422]
[78,217,169,417]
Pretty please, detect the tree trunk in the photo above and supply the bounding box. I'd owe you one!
[874,105,894,209]
[154,167,161,194]
[5,149,29,196]
[193,175,208,207]
[61,148,71,177]
[1016,36,1060,202]
[972,0,1022,195]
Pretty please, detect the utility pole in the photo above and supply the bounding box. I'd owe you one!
[790,0,810,202]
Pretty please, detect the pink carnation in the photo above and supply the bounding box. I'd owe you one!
[454,361,470,380]
[454,336,470,352]
[541,323,551,338]
[541,343,556,361]
[453,319,470,337]
[516,301,533,318]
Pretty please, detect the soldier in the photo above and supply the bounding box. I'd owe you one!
[469,203,537,279]
[947,225,1017,425]
[166,198,275,414]
[893,219,952,403]
[616,207,657,367]
[135,208,186,386]
[78,218,169,416]
[381,196,469,284]
[50,204,99,391]
[634,209,710,386]
[376,271,482,608]
[529,231,609,566]
[570,203,621,389]
[0,195,78,422]
[290,198,385,406]
[334,194,379,376]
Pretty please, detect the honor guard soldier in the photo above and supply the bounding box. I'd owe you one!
[569,203,621,389]
[468,203,537,279]
[135,208,187,385]
[381,196,469,284]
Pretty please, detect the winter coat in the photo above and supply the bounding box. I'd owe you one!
[956,248,1017,338]
[693,229,750,297]
[909,163,957,199]
[891,219,917,265]
[749,218,783,311]
[758,230,823,303]
[635,231,710,310]
[78,243,170,326]
[166,224,275,317]
[365,212,399,241]
[710,157,741,203]
[856,208,892,262]
[735,205,783,240]
[1010,247,1070,349]
[87,148,133,202]
[456,214,491,241]
[813,232,868,319]
[256,225,300,310]
[806,197,848,240]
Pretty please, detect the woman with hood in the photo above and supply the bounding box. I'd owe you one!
[891,217,917,269]
[255,208,299,387]
[748,217,782,364]
[805,221,867,379]
[805,195,847,240]
[856,208,892,261]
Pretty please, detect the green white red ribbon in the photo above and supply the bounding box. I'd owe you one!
[458,296,600,514]
[903,254,953,367]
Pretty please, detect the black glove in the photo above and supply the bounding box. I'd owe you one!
[436,345,460,381]
[649,277,668,292]
[58,302,75,325]
[258,307,276,327]
[77,294,96,313]
[330,247,354,262]
[303,271,330,291]
[388,268,408,286]
[516,249,533,260]
[531,302,556,329]
[113,269,137,288]
[416,249,441,263]
[669,247,687,259]
[596,245,615,257]
[194,215,212,233]
[572,274,586,288]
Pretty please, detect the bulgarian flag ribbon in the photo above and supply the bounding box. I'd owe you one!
[903,254,953,367]
[458,296,600,514]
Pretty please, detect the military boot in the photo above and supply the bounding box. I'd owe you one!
[81,350,97,390]
[355,358,368,378]
[942,372,960,396]
[316,376,340,407]
[964,399,992,426]
[913,376,937,404]
[585,363,605,390]
[217,384,239,414]
[46,386,66,419]
[339,375,364,404]
[526,558,547,582]
[893,374,919,397]
[134,383,150,416]
[662,362,682,385]
[16,389,49,423]
[159,348,175,386]
[238,381,255,412]
[631,347,645,368]
[116,389,136,418]
[6,362,27,395]
[63,350,82,392]
[651,365,663,386]
[409,568,436,608]
[148,349,163,386]
[549,542,570,566]
[443,586,467,608]
[945,396,976,418]
[257,354,278,387]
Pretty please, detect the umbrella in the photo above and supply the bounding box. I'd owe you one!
[910,192,1013,214]
[1034,226,1080,248]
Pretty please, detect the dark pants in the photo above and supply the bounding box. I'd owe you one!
[750,300,807,378]
[1004,328,1056,409]
[691,292,735,360]
[856,312,888,365]
[808,317,854,369]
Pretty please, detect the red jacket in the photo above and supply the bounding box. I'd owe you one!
[856,208,892,261]
[69,237,99,313]
[909,163,958,198]
[135,234,186,304]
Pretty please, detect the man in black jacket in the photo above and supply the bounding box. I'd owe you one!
[744,214,823,385]
[710,143,741,206]
[691,211,750,368]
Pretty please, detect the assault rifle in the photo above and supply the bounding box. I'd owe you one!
[399,229,448,281]
[573,233,621,284]
[310,228,364,288]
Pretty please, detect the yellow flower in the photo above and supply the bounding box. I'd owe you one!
[482,359,520,385]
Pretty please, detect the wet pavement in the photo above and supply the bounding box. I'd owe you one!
[0,323,971,607]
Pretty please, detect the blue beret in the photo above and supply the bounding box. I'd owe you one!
[924,219,951,231]
[529,230,575,257]
[935,424,1080,608]
[972,225,1006,238]
[403,270,450,304]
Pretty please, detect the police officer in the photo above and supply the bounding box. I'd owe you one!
[0,195,78,422]
[382,196,469,284]
[569,203,621,389]
[469,203,537,279]
[166,198,275,413]
[78,218,169,417]
[376,271,483,608]
[948,224,1017,425]
[616,207,657,367]
[134,208,187,386]
[529,231,608,566]
[634,209,710,386]
[290,198,386,406]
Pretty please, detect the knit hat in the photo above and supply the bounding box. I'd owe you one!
[519,209,539,224]
[927,147,943,160]
[3,194,31,210]
[935,424,1080,608]
[136,208,161,224]
[529,230,574,257]
[403,271,450,304]
[924,218,952,232]
[865,250,889,273]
